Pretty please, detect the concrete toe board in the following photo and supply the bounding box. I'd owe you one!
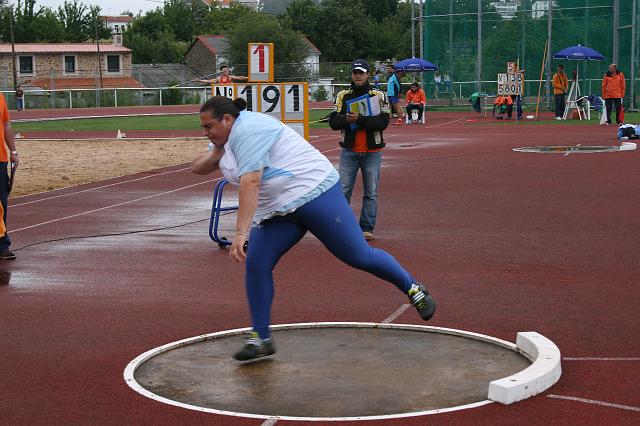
[131,326,530,419]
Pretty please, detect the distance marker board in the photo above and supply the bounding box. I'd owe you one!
[248,42,274,82]
[497,72,524,96]
[211,82,309,140]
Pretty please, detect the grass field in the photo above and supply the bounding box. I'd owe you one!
[12,109,639,132]
[13,109,334,132]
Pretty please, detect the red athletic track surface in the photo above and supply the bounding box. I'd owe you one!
[2,107,639,425]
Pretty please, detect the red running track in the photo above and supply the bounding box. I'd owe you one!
[1,111,639,425]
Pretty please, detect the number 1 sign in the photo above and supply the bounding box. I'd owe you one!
[248,42,274,82]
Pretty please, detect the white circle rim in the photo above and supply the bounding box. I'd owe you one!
[124,322,523,422]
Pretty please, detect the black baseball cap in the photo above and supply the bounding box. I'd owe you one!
[352,59,370,73]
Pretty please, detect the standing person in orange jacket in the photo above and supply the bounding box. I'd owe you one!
[601,63,626,126]
[552,64,569,120]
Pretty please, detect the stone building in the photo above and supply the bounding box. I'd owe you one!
[101,15,134,35]
[0,41,141,90]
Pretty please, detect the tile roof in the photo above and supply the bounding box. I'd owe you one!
[191,35,320,56]
[101,16,134,24]
[28,76,143,90]
[195,35,230,55]
[0,43,131,54]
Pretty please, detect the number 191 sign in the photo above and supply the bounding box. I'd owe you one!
[248,42,274,82]
[212,82,309,140]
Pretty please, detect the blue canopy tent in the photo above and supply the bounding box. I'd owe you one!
[552,44,606,120]
[394,57,439,72]
[552,44,606,61]
[394,57,439,102]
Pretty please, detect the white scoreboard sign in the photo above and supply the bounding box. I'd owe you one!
[211,82,309,140]
[248,42,274,82]
[497,72,524,96]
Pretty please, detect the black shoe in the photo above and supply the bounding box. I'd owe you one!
[233,332,276,361]
[0,249,16,260]
[407,283,436,321]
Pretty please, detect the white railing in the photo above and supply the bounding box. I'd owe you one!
[1,78,624,110]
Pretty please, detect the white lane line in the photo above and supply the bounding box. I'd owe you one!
[11,167,191,206]
[547,395,640,413]
[563,357,640,361]
[11,140,340,207]
[424,118,466,128]
[11,180,212,233]
[381,304,410,324]
[11,144,339,233]
[260,418,278,426]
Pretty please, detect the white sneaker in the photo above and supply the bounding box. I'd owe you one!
[555,117,562,120]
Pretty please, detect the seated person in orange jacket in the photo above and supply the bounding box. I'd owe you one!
[493,95,513,119]
[405,82,426,122]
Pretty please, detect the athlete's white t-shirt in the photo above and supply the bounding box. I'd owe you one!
[219,110,339,224]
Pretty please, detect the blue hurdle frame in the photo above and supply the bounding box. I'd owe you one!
[209,179,239,248]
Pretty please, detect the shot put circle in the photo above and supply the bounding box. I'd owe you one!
[513,141,637,153]
[124,323,547,421]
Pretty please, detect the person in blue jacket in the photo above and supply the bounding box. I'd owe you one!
[386,64,404,125]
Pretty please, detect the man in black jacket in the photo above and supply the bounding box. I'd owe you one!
[329,59,390,241]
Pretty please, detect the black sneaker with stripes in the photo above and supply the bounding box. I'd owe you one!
[233,332,276,361]
[407,283,436,321]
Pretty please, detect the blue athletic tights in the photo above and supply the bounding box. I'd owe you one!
[245,183,416,339]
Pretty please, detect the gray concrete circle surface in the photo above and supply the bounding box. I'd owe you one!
[127,323,531,420]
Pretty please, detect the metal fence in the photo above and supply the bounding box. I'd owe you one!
[2,78,598,111]
[424,0,639,110]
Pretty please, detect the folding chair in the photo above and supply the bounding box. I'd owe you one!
[209,178,239,248]
[405,104,426,124]
[568,96,590,120]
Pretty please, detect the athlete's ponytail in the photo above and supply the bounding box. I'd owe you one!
[200,96,246,119]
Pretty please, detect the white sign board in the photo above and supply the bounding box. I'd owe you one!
[248,42,274,82]
[497,72,524,96]
[211,82,309,140]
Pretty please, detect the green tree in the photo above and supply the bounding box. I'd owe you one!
[123,11,185,63]
[32,8,65,42]
[87,5,112,40]
[260,0,299,15]
[8,0,43,42]
[163,0,204,43]
[57,0,88,42]
[363,0,399,23]
[311,0,371,62]
[225,13,309,79]
[202,3,256,35]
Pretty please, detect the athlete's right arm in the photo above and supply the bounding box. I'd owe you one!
[191,145,224,175]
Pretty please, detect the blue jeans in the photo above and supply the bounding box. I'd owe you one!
[339,149,381,232]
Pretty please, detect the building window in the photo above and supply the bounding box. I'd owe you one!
[113,24,119,33]
[18,56,34,74]
[64,55,76,73]
[106,55,120,73]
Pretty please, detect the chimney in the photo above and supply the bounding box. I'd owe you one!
[112,33,123,46]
